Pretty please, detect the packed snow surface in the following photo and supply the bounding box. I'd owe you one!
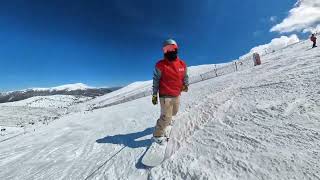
[0,39,319,180]
[1,95,91,108]
[0,95,92,142]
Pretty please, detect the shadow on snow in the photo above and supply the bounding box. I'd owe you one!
[96,127,155,169]
[96,127,154,148]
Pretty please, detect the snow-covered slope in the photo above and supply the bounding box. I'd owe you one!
[1,95,91,108]
[0,95,92,141]
[83,63,230,111]
[0,38,319,180]
[239,35,300,60]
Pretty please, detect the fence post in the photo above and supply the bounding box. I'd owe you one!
[214,65,218,77]
[235,62,238,71]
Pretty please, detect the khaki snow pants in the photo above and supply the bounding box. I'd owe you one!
[153,96,180,137]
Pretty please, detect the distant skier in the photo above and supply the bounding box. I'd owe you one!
[253,52,261,66]
[310,34,317,48]
[152,39,189,144]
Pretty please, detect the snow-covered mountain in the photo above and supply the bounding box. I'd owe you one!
[0,37,319,180]
[0,83,120,103]
[29,83,94,92]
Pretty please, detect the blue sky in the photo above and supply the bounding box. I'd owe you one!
[0,0,299,91]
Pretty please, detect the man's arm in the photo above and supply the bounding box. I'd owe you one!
[152,67,162,95]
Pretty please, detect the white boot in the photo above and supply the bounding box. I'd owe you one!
[164,125,173,138]
[152,136,167,145]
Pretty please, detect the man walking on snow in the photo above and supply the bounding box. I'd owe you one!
[152,39,189,144]
[311,34,317,48]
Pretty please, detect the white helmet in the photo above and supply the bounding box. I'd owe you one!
[163,39,178,47]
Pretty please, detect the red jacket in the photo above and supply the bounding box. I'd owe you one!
[311,36,317,42]
[155,58,187,97]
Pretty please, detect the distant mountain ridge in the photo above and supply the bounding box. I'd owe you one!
[0,83,121,103]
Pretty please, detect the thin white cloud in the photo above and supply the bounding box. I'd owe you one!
[270,0,320,33]
[240,35,300,59]
[253,31,262,37]
[270,16,278,23]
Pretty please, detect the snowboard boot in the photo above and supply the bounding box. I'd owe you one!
[164,125,173,141]
[152,136,167,145]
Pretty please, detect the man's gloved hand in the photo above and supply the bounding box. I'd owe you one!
[182,85,189,92]
[152,95,158,105]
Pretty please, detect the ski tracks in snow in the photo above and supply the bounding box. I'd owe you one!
[149,40,320,180]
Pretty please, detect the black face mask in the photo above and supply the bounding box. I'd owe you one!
[164,51,178,61]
